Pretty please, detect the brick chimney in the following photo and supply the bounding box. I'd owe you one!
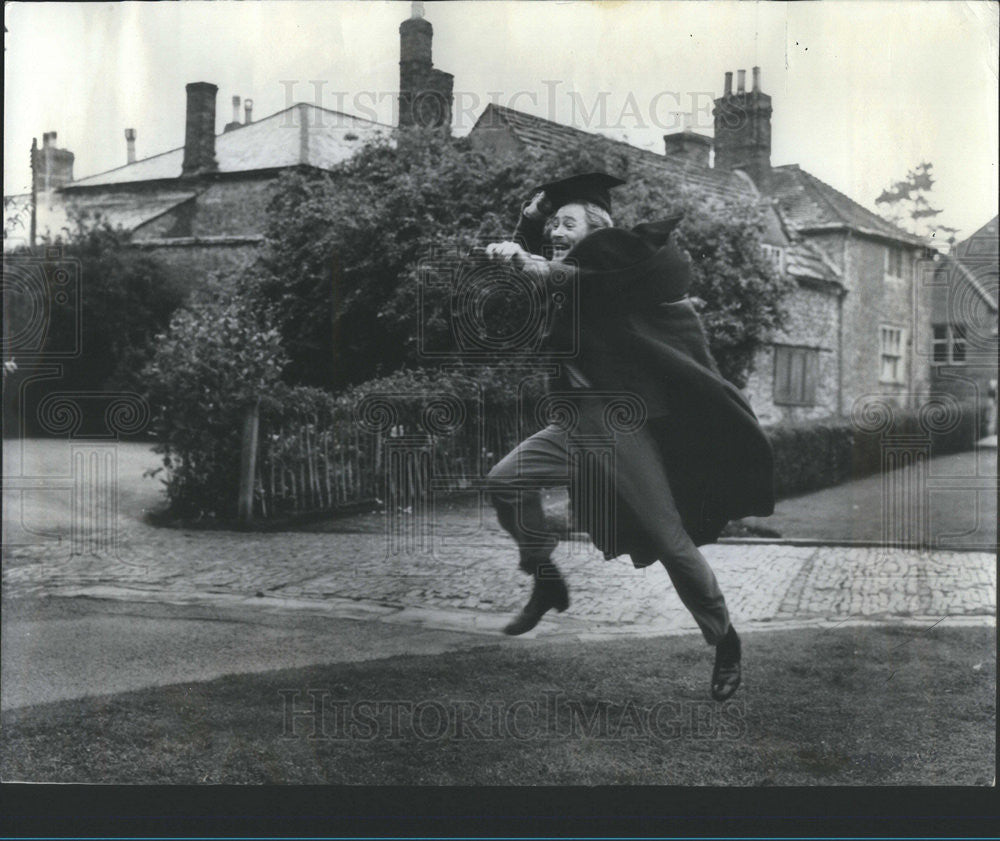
[663,128,712,168]
[125,128,136,164]
[712,65,772,184]
[182,82,219,176]
[32,131,75,190]
[398,2,453,132]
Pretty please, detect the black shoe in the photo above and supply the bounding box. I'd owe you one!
[503,568,569,636]
[711,626,742,701]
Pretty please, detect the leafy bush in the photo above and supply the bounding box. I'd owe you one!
[144,282,287,517]
[45,217,186,391]
[6,218,185,436]
[250,130,792,391]
[767,400,983,498]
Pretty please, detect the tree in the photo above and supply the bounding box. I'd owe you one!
[875,161,958,246]
[39,214,187,393]
[251,130,792,391]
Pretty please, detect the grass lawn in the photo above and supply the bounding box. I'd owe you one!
[2,625,994,785]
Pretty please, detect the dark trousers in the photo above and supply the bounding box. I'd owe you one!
[486,422,731,645]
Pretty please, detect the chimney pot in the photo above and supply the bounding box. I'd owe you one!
[724,71,733,96]
[125,128,136,164]
[33,131,74,189]
[231,95,241,123]
[398,6,450,132]
[712,69,772,182]
[244,98,253,124]
[737,69,746,93]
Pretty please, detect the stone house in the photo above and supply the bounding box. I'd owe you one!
[927,216,998,432]
[5,95,394,289]
[468,67,934,425]
[7,8,939,426]
[3,7,453,293]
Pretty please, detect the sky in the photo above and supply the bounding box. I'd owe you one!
[4,0,998,240]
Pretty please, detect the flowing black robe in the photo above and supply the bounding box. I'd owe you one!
[514,212,775,567]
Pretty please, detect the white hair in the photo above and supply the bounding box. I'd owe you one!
[543,201,614,239]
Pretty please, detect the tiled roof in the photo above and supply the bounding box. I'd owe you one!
[934,253,998,312]
[474,104,758,207]
[785,239,842,287]
[67,104,391,188]
[953,215,998,262]
[936,215,999,311]
[764,165,928,247]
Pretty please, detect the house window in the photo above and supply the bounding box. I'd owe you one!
[773,345,819,406]
[879,325,906,383]
[886,246,903,278]
[761,244,784,272]
[885,246,904,279]
[932,324,967,364]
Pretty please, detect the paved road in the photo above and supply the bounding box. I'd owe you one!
[2,438,996,710]
[1,595,510,711]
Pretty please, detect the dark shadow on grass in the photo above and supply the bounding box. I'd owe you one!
[2,625,994,785]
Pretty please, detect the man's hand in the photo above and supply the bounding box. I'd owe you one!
[485,241,550,281]
[523,190,552,221]
[484,241,527,264]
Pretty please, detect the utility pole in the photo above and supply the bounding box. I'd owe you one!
[29,137,37,249]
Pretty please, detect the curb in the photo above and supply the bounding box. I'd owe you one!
[49,584,996,642]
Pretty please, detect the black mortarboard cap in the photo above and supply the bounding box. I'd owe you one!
[536,171,626,214]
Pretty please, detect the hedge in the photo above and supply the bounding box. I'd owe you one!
[152,367,987,520]
[766,397,986,499]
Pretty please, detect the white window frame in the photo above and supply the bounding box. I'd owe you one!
[879,324,906,384]
[932,323,967,365]
[761,244,785,274]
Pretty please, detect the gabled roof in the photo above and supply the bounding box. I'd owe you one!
[953,215,998,262]
[2,190,196,249]
[472,103,925,253]
[935,215,999,312]
[785,239,843,288]
[763,165,928,247]
[473,103,758,207]
[66,104,392,189]
[934,253,998,312]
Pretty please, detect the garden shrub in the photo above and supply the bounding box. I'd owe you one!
[143,283,286,518]
[767,398,983,499]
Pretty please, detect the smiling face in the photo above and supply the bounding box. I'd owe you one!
[545,203,592,261]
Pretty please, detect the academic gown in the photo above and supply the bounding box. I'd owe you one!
[512,212,776,568]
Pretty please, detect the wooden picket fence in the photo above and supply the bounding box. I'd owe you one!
[248,391,537,520]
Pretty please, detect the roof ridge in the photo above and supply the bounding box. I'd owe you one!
[490,102,749,192]
[72,102,391,186]
[959,213,999,247]
[795,166,923,244]
[942,252,998,311]
[294,101,396,131]
[72,144,184,185]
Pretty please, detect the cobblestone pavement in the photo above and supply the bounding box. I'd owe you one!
[3,440,995,638]
[4,505,995,639]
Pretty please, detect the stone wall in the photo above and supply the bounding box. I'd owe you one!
[126,239,260,294]
[135,175,279,240]
[743,282,840,426]
[839,235,931,412]
[925,256,999,429]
